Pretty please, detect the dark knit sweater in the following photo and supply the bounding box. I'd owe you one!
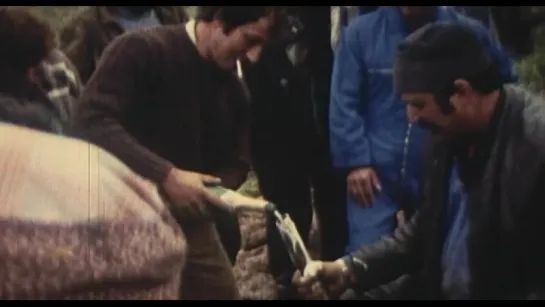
[76,25,250,189]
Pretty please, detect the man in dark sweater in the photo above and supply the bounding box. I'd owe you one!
[75,6,284,300]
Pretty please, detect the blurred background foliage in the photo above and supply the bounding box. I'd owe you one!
[518,25,545,93]
[32,6,545,93]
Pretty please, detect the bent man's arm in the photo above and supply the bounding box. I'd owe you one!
[75,33,174,184]
[329,26,372,169]
[344,212,423,292]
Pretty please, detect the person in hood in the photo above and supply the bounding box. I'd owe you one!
[329,6,516,253]
[294,22,545,300]
[60,6,188,84]
[0,7,80,135]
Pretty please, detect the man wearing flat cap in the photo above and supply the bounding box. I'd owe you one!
[293,22,545,300]
[329,6,516,256]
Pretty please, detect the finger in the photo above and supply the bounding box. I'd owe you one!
[200,174,222,185]
[328,282,347,298]
[347,183,360,203]
[202,189,233,211]
[297,285,317,300]
[187,195,209,216]
[370,171,382,192]
[349,180,367,205]
[303,261,324,282]
[292,270,303,286]
[362,179,375,206]
[173,195,203,216]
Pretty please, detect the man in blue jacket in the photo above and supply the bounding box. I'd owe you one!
[329,6,516,252]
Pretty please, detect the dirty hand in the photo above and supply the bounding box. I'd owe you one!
[347,167,382,206]
[162,168,228,216]
[292,259,353,300]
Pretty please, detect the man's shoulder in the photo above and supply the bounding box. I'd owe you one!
[442,9,488,33]
[346,8,384,35]
[101,25,191,73]
[504,85,545,157]
[338,8,383,52]
[115,25,188,53]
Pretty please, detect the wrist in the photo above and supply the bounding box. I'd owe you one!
[349,165,372,171]
[339,255,367,285]
[162,167,176,188]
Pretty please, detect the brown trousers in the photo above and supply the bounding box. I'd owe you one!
[179,220,240,300]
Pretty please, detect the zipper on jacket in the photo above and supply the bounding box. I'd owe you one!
[400,123,413,191]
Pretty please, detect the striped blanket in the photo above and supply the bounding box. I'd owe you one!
[0,123,187,299]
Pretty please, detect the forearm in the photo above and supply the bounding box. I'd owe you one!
[343,213,422,292]
[77,119,174,185]
[75,32,172,184]
[329,29,372,169]
[329,103,372,169]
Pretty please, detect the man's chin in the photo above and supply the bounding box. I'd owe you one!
[217,59,237,71]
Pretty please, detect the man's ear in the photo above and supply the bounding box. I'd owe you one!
[26,66,39,85]
[450,79,472,112]
[246,45,263,63]
[453,79,472,96]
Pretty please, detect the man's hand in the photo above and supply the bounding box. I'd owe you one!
[292,260,354,300]
[162,168,229,217]
[347,167,381,206]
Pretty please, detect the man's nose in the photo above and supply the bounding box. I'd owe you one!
[245,45,263,63]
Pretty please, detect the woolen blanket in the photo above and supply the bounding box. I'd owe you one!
[0,123,187,299]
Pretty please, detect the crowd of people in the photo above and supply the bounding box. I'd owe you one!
[0,5,545,300]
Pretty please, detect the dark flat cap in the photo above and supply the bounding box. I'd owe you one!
[393,22,493,94]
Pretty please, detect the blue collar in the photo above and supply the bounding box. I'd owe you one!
[114,7,154,21]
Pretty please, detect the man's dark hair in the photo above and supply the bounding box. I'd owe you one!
[395,22,507,114]
[196,6,287,38]
[0,7,56,77]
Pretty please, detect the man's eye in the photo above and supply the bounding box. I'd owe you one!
[409,102,425,110]
[244,35,263,46]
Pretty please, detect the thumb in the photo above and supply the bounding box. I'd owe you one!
[321,260,345,277]
[200,174,222,185]
[202,189,233,212]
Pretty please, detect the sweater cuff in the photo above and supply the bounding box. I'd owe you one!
[144,158,174,185]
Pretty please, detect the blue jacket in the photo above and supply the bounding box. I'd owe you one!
[330,6,516,249]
